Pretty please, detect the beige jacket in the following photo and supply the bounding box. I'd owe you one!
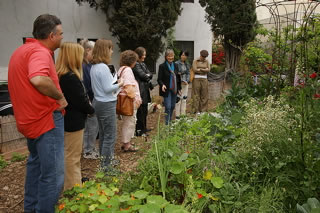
[192,57,210,75]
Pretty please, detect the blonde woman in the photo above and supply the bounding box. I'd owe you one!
[56,42,95,190]
[90,39,124,174]
[118,50,141,152]
[80,39,99,159]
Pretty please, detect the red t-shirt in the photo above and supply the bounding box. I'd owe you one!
[8,38,62,139]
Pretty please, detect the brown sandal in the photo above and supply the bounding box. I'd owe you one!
[122,145,139,152]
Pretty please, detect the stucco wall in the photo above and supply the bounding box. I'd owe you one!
[155,0,212,72]
[0,0,119,80]
[0,0,212,81]
[174,1,212,63]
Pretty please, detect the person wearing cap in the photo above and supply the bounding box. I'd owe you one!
[191,50,210,113]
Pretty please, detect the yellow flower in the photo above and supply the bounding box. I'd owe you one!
[203,170,213,180]
[208,194,219,201]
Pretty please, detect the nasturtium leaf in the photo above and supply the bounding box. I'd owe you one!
[164,204,188,213]
[89,204,98,211]
[211,177,224,189]
[169,162,184,174]
[95,172,105,179]
[139,203,161,213]
[308,198,320,208]
[147,195,168,207]
[166,150,173,157]
[98,195,107,204]
[134,190,149,199]
[70,205,78,211]
[79,204,87,213]
[119,194,131,202]
[179,153,189,161]
[104,188,114,196]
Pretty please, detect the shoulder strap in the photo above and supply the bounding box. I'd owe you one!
[118,66,128,78]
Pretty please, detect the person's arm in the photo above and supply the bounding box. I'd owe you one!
[157,64,166,92]
[186,64,191,83]
[175,64,182,92]
[200,60,210,73]
[133,63,151,82]
[99,65,121,93]
[28,50,67,110]
[30,76,67,110]
[193,60,202,74]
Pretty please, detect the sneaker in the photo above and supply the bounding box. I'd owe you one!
[103,167,121,176]
[111,159,120,167]
[83,152,99,160]
[81,177,90,183]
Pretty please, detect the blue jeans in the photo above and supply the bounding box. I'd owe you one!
[164,91,177,125]
[93,100,117,170]
[24,111,64,213]
[83,114,99,154]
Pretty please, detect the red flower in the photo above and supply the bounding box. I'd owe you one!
[197,193,203,199]
[298,82,305,88]
[314,94,320,99]
[310,72,317,79]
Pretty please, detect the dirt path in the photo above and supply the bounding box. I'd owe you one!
[0,110,161,213]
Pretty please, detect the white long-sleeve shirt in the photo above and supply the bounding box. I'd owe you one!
[90,63,119,102]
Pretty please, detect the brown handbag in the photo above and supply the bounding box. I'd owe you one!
[116,66,134,116]
[116,94,134,116]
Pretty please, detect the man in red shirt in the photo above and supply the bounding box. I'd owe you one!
[8,14,67,213]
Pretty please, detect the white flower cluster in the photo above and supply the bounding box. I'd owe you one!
[237,96,298,158]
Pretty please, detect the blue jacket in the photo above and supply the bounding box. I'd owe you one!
[82,63,94,101]
[175,60,191,83]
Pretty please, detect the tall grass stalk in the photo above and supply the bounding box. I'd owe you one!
[154,112,169,199]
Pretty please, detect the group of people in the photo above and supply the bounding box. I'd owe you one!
[7,13,211,213]
[157,49,210,124]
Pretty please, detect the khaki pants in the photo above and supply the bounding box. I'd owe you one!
[64,129,84,190]
[176,83,189,116]
[191,78,208,113]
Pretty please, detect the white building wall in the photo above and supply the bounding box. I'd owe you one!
[156,0,212,68]
[174,1,212,63]
[0,0,212,80]
[0,0,119,80]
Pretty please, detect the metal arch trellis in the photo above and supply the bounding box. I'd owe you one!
[255,0,320,86]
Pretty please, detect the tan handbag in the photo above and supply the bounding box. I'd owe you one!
[190,67,194,82]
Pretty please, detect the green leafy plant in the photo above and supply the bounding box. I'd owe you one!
[57,178,187,213]
[11,152,27,162]
[297,198,320,213]
[0,155,8,170]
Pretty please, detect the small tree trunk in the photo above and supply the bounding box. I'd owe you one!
[224,41,242,72]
